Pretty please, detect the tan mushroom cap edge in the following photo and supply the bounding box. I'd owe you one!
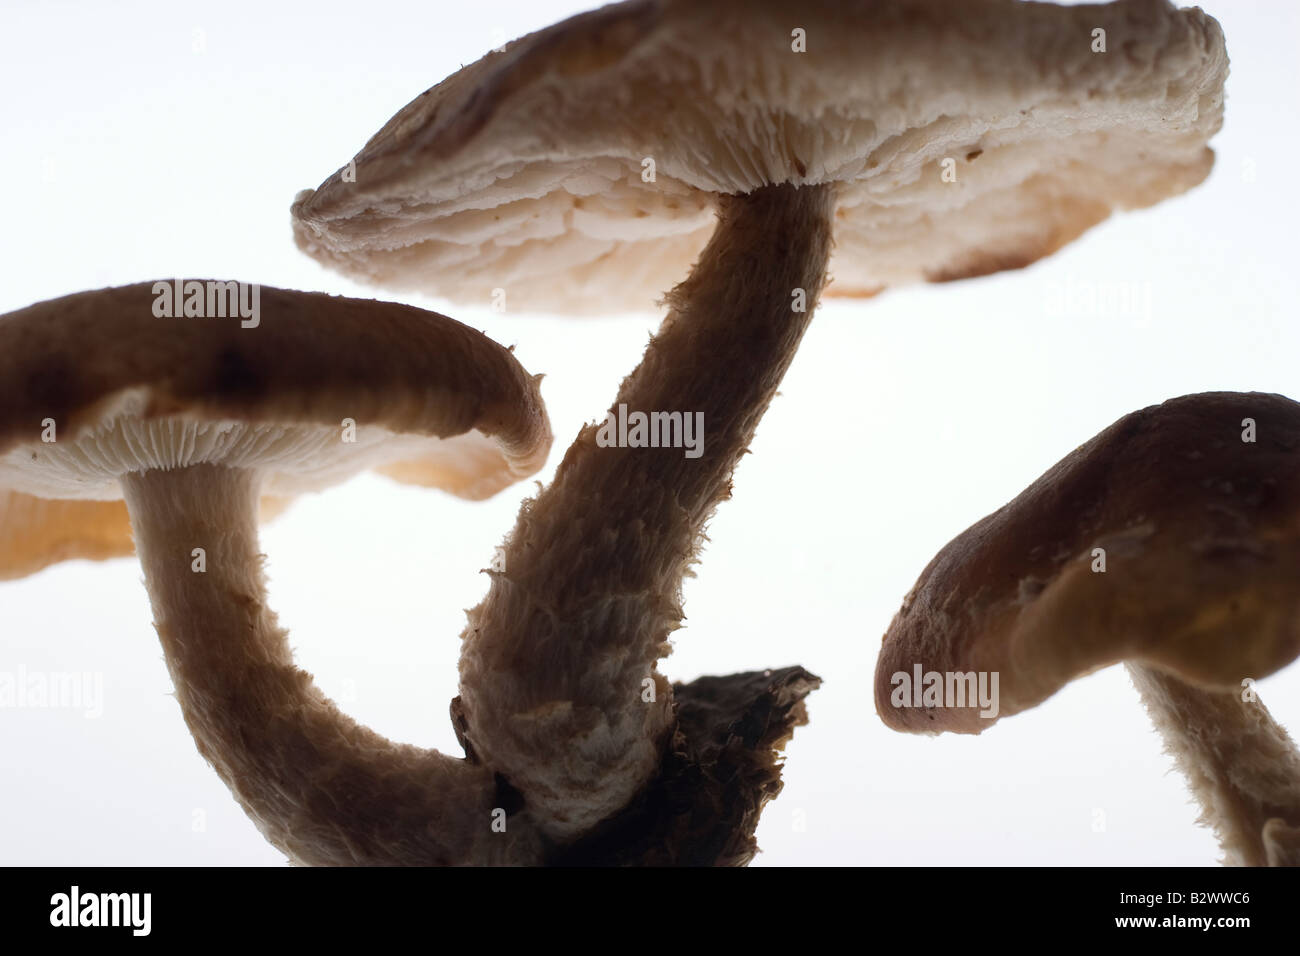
[291,0,1227,313]
[0,491,290,581]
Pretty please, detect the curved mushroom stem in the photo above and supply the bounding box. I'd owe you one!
[459,183,835,842]
[1127,662,1300,866]
[121,463,539,866]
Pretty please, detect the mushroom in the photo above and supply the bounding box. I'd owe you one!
[874,391,1300,866]
[0,281,553,865]
[288,0,1227,845]
[1,281,820,865]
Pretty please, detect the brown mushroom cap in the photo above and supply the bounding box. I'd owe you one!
[292,0,1226,312]
[0,282,552,578]
[875,392,1300,734]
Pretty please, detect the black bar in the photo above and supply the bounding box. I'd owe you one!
[0,866,1288,942]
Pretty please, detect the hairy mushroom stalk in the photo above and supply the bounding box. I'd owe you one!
[0,282,558,865]
[458,183,834,842]
[1127,663,1300,867]
[123,464,538,865]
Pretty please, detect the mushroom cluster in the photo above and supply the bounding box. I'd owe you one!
[2,0,1263,866]
[290,0,1228,855]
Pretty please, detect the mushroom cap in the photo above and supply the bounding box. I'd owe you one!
[0,281,552,579]
[291,0,1227,313]
[875,392,1300,735]
[0,490,291,582]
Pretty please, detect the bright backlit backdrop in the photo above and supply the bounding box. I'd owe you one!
[1,0,1297,866]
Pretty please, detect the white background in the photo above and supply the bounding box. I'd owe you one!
[1,0,1297,866]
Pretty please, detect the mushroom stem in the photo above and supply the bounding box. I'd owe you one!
[121,463,538,866]
[459,183,835,841]
[1127,662,1300,866]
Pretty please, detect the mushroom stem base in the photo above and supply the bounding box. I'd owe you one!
[1128,662,1300,866]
